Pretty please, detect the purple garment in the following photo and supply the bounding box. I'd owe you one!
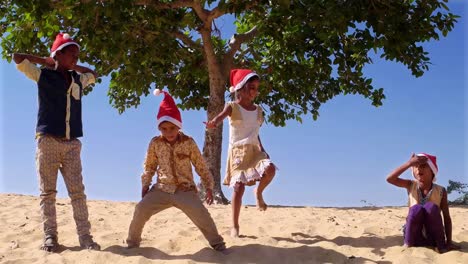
[404,202,446,250]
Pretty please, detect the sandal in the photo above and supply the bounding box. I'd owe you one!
[40,235,59,252]
[79,234,101,251]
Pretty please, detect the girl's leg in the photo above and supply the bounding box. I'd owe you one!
[423,202,447,252]
[231,182,245,237]
[405,204,425,246]
[255,164,276,211]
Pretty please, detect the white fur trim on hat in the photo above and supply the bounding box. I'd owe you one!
[157,116,182,129]
[234,72,258,91]
[50,42,81,58]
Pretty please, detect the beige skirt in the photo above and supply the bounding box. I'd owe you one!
[223,144,275,187]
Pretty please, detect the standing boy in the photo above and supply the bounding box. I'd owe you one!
[13,33,100,252]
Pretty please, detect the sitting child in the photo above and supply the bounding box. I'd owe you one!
[386,153,460,253]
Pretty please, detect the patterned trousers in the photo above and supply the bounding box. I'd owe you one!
[36,135,92,237]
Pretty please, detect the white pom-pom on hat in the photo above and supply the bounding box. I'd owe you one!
[153,89,161,96]
[63,33,70,40]
[229,86,235,93]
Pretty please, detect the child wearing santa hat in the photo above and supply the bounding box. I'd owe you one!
[12,33,100,252]
[206,69,277,238]
[126,89,227,253]
[386,153,460,253]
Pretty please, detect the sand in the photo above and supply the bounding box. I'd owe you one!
[0,193,467,264]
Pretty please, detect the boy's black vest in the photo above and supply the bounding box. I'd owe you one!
[37,68,83,138]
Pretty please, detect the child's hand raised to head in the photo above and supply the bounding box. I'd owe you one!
[408,153,427,167]
[205,188,214,205]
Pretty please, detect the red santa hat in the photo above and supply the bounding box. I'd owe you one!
[229,69,259,93]
[153,89,182,129]
[50,33,80,58]
[412,153,438,181]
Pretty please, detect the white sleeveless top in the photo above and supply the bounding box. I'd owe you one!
[228,102,262,147]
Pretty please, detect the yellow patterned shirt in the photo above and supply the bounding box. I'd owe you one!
[141,132,214,193]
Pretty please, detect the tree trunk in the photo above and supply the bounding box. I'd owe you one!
[202,75,230,204]
[197,19,230,204]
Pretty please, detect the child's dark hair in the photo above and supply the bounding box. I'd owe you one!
[230,75,260,100]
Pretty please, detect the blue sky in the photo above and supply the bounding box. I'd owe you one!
[0,2,466,207]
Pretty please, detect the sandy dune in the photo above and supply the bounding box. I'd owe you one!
[0,193,467,263]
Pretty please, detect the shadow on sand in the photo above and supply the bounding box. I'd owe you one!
[54,245,83,253]
[272,233,403,257]
[105,244,392,264]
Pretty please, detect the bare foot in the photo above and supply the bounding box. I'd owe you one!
[230,227,239,238]
[254,188,267,211]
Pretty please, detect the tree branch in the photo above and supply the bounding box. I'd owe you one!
[191,0,209,24]
[227,26,258,56]
[172,31,202,50]
[51,0,194,9]
[208,6,224,21]
[134,0,194,9]
[207,1,261,29]
[191,1,225,30]
[222,26,258,74]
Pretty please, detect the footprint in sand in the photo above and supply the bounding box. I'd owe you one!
[363,226,392,236]
[257,226,266,235]
[178,229,191,237]
[99,232,125,243]
[162,239,181,252]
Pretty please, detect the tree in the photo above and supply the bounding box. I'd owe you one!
[0,0,458,203]
[447,180,468,205]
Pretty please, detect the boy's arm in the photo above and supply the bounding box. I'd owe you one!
[205,104,232,128]
[74,65,98,88]
[386,153,425,190]
[140,138,159,197]
[13,53,55,68]
[13,53,55,82]
[73,65,98,79]
[189,139,214,191]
